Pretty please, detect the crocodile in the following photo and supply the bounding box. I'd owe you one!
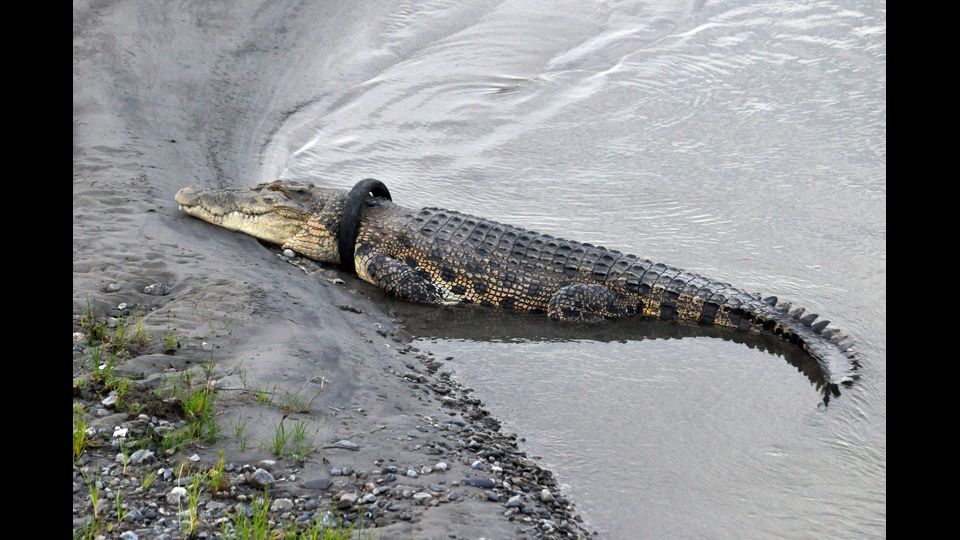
[175,179,859,388]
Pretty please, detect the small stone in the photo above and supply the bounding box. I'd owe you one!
[319,511,334,527]
[539,489,554,503]
[447,490,460,501]
[131,449,155,464]
[119,532,138,540]
[361,494,377,504]
[201,342,213,351]
[113,427,128,438]
[434,462,448,472]
[257,460,277,471]
[330,468,343,476]
[413,492,432,504]
[106,317,119,329]
[144,282,170,296]
[94,408,110,417]
[271,499,294,512]
[342,467,354,476]
[73,332,87,346]
[506,495,523,508]
[283,249,296,258]
[101,395,118,408]
[123,509,144,522]
[105,283,122,292]
[188,454,200,462]
[406,469,418,478]
[485,491,500,502]
[471,460,485,470]
[247,469,275,489]
[301,478,332,490]
[464,478,496,489]
[337,493,358,510]
[332,440,359,451]
[384,473,397,482]
[166,487,187,505]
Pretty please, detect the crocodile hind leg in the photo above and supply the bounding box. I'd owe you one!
[547,284,638,321]
[358,252,444,304]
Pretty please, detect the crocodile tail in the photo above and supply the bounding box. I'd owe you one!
[683,282,860,388]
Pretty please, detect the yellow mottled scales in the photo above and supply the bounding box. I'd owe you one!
[175,180,860,386]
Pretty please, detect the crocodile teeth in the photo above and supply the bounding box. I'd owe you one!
[762,296,778,306]
[800,313,818,326]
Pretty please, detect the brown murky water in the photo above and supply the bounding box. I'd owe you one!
[262,0,885,537]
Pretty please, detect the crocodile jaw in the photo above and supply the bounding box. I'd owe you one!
[175,183,311,246]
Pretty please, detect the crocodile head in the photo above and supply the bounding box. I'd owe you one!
[175,180,347,263]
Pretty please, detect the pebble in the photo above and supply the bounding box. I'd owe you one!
[95,408,110,417]
[144,282,170,296]
[113,427,128,438]
[471,460,485,470]
[283,249,296,258]
[384,473,397,483]
[247,469,275,489]
[434,462,448,472]
[256,460,277,471]
[166,487,187,505]
[429,483,445,492]
[105,283,122,292]
[119,532,138,540]
[301,478,332,490]
[336,493,357,510]
[330,467,343,476]
[201,342,213,351]
[319,511,334,527]
[464,477,496,489]
[506,495,523,508]
[447,490,460,501]
[406,469,418,478]
[106,317,118,329]
[540,489,554,503]
[131,449,155,464]
[485,491,500,502]
[73,332,87,346]
[101,395,118,408]
[188,454,200,462]
[271,499,293,512]
[332,439,359,451]
[361,494,377,504]
[413,492,433,504]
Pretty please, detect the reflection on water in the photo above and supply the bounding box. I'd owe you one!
[395,302,840,403]
[265,0,884,536]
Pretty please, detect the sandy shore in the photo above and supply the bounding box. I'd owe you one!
[73,1,591,538]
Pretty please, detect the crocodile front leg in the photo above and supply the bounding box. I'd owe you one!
[358,251,445,305]
[547,284,639,322]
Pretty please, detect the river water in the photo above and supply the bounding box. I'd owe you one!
[261,0,885,537]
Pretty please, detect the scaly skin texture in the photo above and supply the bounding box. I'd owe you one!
[176,180,859,387]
